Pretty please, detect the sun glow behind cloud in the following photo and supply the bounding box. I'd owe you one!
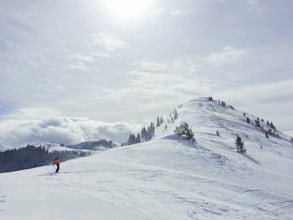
[103,0,154,22]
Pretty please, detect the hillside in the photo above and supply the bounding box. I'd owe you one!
[1,98,293,219]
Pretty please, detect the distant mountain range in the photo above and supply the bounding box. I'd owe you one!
[67,140,117,151]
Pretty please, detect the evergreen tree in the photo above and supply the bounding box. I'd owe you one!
[246,117,250,124]
[235,135,246,153]
[156,116,164,127]
[156,117,160,127]
[143,122,155,141]
[174,122,194,140]
[140,127,147,141]
[160,116,164,124]
[270,122,276,131]
[148,122,155,139]
[173,109,178,120]
[127,133,136,145]
[255,120,261,128]
[135,133,141,143]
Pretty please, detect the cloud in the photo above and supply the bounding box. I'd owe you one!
[246,0,261,8]
[219,0,261,9]
[68,62,91,71]
[137,60,168,72]
[169,9,186,17]
[204,46,247,66]
[90,32,127,53]
[155,7,187,17]
[218,79,293,104]
[91,55,293,132]
[217,79,293,130]
[94,58,213,111]
[69,32,127,70]
[70,54,96,63]
[0,108,137,148]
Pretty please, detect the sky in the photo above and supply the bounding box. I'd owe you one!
[0,0,293,146]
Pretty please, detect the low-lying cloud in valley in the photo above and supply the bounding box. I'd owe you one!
[0,109,136,148]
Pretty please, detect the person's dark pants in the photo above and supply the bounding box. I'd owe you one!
[56,163,60,173]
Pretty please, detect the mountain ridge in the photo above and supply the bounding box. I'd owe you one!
[1,97,292,219]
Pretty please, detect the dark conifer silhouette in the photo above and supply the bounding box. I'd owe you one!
[174,122,194,140]
[235,135,246,154]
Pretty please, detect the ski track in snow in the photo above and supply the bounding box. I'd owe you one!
[1,98,293,219]
[0,195,5,213]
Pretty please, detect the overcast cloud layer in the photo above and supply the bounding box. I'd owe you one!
[0,0,292,146]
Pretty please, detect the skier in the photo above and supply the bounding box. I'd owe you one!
[53,157,60,173]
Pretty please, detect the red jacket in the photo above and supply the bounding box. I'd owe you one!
[53,158,60,165]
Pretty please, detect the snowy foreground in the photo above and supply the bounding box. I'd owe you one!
[1,98,293,219]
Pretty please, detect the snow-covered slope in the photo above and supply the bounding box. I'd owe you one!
[1,98,293,219]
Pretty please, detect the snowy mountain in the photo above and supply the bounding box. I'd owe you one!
[67,140,117,151]
[25,142,79,153]
[29,140,118,152]
[1,98,293,219]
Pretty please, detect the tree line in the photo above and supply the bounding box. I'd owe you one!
[0,145,89,173]
[125,109,179,145]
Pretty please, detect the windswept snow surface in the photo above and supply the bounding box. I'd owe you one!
[1,98,293,219]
